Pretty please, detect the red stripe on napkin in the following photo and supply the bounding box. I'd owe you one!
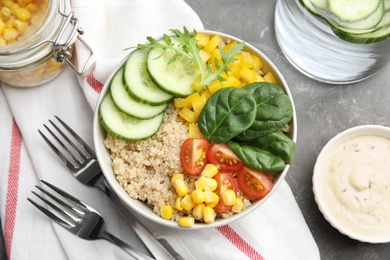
[4,118,22,258]
[216,225,264,260]
[86,73,103,94]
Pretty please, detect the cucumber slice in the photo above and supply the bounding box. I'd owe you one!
[110,68,167,119]
[147,37,200,97]
[331,19,390,43]
[330,8,390,35]
[99,92,164,140]
[310,0,326,9]
[123,49,173,106]
[330,0,384,30]
[300,0,321,16]
[328,0,381,22]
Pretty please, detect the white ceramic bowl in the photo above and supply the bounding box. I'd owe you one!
[313,125,390,243]
[93,30,297,229]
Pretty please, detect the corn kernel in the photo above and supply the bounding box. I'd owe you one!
[2,1,14,8]
[195,175,207,190]
[180,194,195,211]
[15,8,31,21]
[174,179,189,197]
[16,0,26,6]
[175,197,183,211]
[201,164,218,178]
[30,13,42,25]
[5,16,15,28]
[3,27,18,40]
[206,192,220,208]
[193,203,206,220]
[26,3,39,13]
[191,189,206,204]
[1,7,11,17]
[160,205,173,220]
[204,189,216,204]
[178,216,195,227]
[203,206,215,224]
[171,173,184,186]
[205,178,217,192]
[9,3,20,14]
[14,19,28,33]
[0,19,5,34]
[222,189,237,206]
[232,198,243,213]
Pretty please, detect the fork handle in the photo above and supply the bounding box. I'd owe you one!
[76,161,111,194]
[101,231,156,260]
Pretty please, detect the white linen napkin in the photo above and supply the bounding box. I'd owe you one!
[0,0,320,259]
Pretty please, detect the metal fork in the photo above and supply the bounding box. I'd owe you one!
[28,180,154,260]
[38,116,178,260]
[38,116,105,191]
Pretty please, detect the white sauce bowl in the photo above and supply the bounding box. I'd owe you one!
[313,125,390,243]
[93,30,297,229]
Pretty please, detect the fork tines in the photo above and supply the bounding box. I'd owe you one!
[38,116,95,172]
[28,180,86,230]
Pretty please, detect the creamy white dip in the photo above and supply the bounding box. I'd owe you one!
[322,135,390,237]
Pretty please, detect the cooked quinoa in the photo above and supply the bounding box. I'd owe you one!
[104,102,251,222]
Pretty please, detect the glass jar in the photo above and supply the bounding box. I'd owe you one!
[0,0,93,87]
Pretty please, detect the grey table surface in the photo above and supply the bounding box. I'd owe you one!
[1,0,389,259]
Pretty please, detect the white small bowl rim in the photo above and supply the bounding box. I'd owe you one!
[93,29,297,229]
[313,124,390,243]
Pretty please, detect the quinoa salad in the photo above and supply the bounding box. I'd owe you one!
[99,29,295,227]
[104,103,252,222]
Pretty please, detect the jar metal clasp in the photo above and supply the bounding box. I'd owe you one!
[55,8,93,76]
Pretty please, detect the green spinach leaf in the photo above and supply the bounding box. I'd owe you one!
[237,131,296,164]
[228,140,286,174]
[236,82,293,141]
[198,87,256,143]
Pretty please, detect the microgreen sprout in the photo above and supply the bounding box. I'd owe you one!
[130,27,245,88]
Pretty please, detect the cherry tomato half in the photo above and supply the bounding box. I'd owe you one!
[213,173,237,212]
[237,167,273,199]
[180,138,210,175]
[208,143,244,173]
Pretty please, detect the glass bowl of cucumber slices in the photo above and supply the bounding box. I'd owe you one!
[93,29,297,229]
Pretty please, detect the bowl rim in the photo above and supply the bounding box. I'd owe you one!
[93,29,297,229]
[313,124,390,243]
